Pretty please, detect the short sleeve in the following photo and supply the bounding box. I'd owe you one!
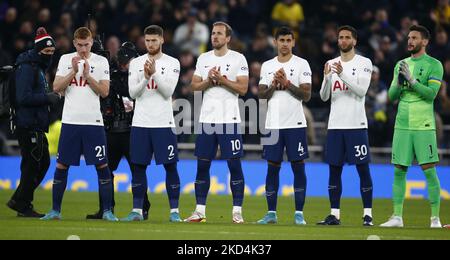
[99,58,110,81]
[360,58,373,79]
[259,63,268,86]
[55,55,71,77]
[194,55,204,78]
[237,55,249,77]
[298,60,312,85]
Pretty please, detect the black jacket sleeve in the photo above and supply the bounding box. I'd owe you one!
[15,63,50,107]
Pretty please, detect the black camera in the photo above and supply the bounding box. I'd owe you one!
[101,42,139,133]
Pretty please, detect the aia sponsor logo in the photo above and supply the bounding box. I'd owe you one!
[333,81,349,91]
[70,77,89,87]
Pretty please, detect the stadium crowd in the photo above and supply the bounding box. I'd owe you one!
[0,0,449,154]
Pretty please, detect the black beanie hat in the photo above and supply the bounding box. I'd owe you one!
[34,27,56,53]
[117,42,139,65]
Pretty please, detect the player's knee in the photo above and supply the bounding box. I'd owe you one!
[96,164,109,170]
[421,163,435,171]
[395,165,408,172]
[268,161,281,167]
[291,160,305,166]
[227,158,243,171]
[197,159,212,174]
[163,162,177,172]
[56,163,69,170]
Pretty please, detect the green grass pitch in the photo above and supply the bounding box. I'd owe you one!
[0,190,449,240]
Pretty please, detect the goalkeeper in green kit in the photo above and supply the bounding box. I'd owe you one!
[381,25,443,229]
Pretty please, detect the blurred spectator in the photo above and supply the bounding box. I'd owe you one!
[142,0,176,31]
[59,12,74,37]
[228,0,258,43]
[19,0,41,24]
[179,50,196,73]
[0,40,12,66]
[199,0,227,27]
[271,0,305,33]
[438,59,450,124]
[429,28,450,62]
[173,8,209,57]
[106,36,121,66]
[321,23,339,64]
[373,36,397,84]
[244,33,274,64]
[366,66,389,146]
[36,8,51,28]
[430,0,450,31]
[303,106,317,145]
[368,9,398,50]
[248,61,262,96]
[0,7,19,49]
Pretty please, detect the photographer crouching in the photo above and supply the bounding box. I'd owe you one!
[86,42,151,220]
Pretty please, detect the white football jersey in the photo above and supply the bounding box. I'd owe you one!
[259,55,312,129]
[194,50,249,124]
[129,53,180,128]
[56,52,110,126]
[320,54,373,129]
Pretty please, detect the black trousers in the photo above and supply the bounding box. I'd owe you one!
[10,129,50,212]
[97,131,150,211]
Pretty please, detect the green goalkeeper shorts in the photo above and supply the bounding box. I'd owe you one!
[392,129,439,167]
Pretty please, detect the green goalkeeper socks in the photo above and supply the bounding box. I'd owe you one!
[393,167,407,217]
[424,168,441,218]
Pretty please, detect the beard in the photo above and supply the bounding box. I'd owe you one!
[339,44,354,53]
[148,45,161,56]
[408,44,422,55]
[213,42,226,50]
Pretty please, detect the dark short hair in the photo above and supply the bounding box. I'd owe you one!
[213,22,233,37]
[144,25,164,37]
[409,25,431,40]
[338,25,358,40]
[275,27,295,40]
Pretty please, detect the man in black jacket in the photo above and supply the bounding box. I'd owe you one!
[6,27,61,218]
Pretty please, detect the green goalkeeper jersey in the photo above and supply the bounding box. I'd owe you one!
[389,54,444,131]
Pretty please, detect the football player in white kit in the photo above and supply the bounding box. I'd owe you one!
[317,26,374,226]
[256,27,312,225]
[41,27,118,221]
[123,25,182,222]
[184,22,249,224]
